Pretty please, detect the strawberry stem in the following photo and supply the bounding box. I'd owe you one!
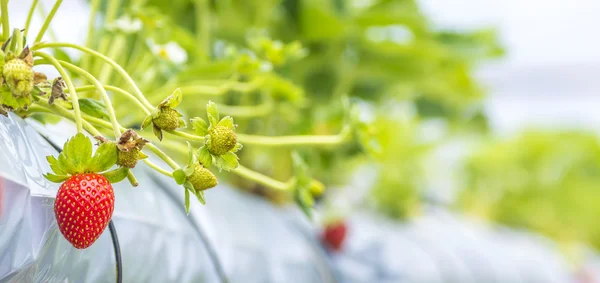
[34,0,63,44]
[0,0,9,41]
[32,42,156,110]
[23,0,39,38]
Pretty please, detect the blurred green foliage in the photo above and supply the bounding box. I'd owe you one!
[87,0,501,218]
[458,131,600,249]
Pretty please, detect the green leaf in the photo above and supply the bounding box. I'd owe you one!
[57,152,76,174]
[194,191,206,205]
[44,173,69,183]
[178,117,186,128]
[138,151,148,159]
[190,117,208,136]
[46,155,66,175]
[216,152,239,171]
[206,101,219,125]
[102,167,129,183]
[173,169,187,185]
[184,188,190,215]
[64,133,92,173]
[197,146,212,167]
[163,88,183,108]
[141,114,153,130]
[88,143,118,173]
[78,98,109,119]
[217,116,234,129]
[186,142,198,169]
[152,125,163,141]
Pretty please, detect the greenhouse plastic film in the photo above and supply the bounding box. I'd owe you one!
[0,113,220,282]
[331,210,573,283]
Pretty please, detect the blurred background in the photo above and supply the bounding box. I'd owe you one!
[3,0,600,282]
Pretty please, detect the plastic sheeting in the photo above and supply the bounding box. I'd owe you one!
[329,210,575,283]
[0,113,333,282]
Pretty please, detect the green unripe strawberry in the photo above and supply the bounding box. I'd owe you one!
[3,58,33,97]
[117,148,140,168]
[208,126,237,155]
[152,107,180,130]
[187,165,218,192]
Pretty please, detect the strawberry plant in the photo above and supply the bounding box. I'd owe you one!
[0,0,501,251]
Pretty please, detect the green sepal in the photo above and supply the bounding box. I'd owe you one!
[194,190,206,205]
[294,185,314,218]
[141,114,153,130]
[152,125,163,141]
[138,151,148,159]
[46,155,66,175]
[78,98,109,120]
[44,173,69,183]
[190,117,208,136]
[184,187,190,215]
[217,116,234,129]
[57,152,76,174]
[206,101,219,125]
[183,181,194,192]
[216,152,238,171]
[160,88,183,108]
[232,142,243,153]
[102,167,129,183]
[178,117,186,128]
[197,145,212,167]
[63,133,92,173]
[173,169,187,185]
[0,90,19,109]
[88,142,118,173]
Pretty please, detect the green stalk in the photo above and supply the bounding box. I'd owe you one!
[70,85,151,115]
[1,0,9,41]
[34,0,63,44]
[35,51,83,133]
[33,42,155,110]
[80,0,101,70]
[231,164,289,191]
[196,0,210,61]
[56,60,122,139]
[24,0,39,37]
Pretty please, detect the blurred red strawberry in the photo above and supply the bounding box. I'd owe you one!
[321,221,347,252]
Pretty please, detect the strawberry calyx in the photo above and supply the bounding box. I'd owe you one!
[44,133,129,184]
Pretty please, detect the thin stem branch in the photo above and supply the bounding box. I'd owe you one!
[145,144,180,170]
[24,0,39,38]
[32,42,155,110]
[56,60,122,139]
[196,0,210,61]
[70,85,151,115]
[236,126,351,147]
[34,0,63,44]
[81,0,101,70]
[231,164,289,191]
[167,130,205,142]
[35,51,83,133]
[143,159,173,177]
[1,0,9,41]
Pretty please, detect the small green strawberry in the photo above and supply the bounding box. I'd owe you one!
[45,133,129,249]
[152,107,180,131]
[187,164,218,192]
[207,125,237,155]
[172,143,219,214]
[114,130,149,168]
[192,101,242,172]
[142,88,186,140]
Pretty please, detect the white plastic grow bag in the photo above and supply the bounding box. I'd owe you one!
[0,113,334,282]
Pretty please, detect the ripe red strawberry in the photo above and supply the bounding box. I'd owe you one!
[321,221,347,252]
[54,174,114,249]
